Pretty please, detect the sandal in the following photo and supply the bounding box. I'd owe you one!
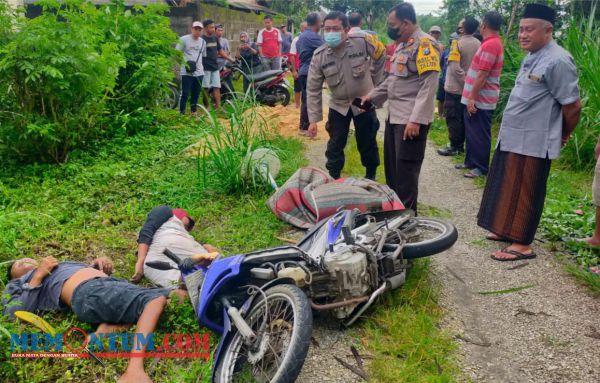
[486,233,509,242]
[464,168,485,178]
[491,247,537,262]
[588,266,600,276]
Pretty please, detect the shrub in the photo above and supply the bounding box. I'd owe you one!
[0,0,178,163]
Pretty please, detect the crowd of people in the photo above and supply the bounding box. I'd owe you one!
[1,2,591,382]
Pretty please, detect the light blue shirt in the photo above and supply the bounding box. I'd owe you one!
[498,41,580,159]
[177,34,206,77]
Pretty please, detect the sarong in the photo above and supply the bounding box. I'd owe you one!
[477,149,551,245]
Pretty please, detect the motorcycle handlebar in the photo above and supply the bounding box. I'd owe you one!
[146,261,176,271]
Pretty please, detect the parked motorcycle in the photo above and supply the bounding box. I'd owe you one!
[147,208,457,383]
[220,61,291,107]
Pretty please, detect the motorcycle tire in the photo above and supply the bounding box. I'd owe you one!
[271,84,290,107]
[401,218,458,259]
[214,284,312,383]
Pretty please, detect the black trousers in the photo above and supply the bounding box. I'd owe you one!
[325,108,380,179]
[299,75,309,131]
[179,75,203,114]
[443,92,465,150]
[384,121,429,213]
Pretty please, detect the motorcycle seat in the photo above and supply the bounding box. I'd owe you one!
[248,70,283,82]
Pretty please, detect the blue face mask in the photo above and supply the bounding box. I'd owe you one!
[324,32,343,48]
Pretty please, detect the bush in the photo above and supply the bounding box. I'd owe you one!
[0,0,178,163]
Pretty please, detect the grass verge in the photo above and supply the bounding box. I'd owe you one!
[342,136,459,382]
[429,118,600,295]
[0,108,305,382]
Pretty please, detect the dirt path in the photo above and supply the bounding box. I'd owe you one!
[419,142,600,383]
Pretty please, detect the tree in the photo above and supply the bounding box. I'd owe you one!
[319,0,397,30]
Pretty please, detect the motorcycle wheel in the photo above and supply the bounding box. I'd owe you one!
[400,218,458,259]
[271,84,290,107]
[214,284,312,383]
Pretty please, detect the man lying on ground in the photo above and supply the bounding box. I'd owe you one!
[131,205,219,288]
[3,256,166,383]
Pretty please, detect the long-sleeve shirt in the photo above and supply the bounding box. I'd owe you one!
[307,35,386,123]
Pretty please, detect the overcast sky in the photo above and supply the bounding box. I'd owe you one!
[412,0,444,15]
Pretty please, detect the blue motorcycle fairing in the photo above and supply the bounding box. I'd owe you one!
[192,254,245,333]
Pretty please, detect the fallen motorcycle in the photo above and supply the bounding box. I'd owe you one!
[147,208,457,383]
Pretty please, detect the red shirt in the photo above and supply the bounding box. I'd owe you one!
[257,28,282,58]
[462,34,504,110]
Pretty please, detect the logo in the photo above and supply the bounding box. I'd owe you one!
[9,329,211,359]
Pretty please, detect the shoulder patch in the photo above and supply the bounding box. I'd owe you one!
[365,33,385,60]
[416,37,440,75]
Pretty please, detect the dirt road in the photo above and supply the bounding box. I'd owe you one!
[420,142,600,383]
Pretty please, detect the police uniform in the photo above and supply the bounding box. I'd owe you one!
[368,28,441,212]
[307,33,386,179]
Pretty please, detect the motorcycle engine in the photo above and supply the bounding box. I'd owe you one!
[323,246,370,318]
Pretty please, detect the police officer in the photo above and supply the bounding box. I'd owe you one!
[307,11,385,180]
[361,3,440,212]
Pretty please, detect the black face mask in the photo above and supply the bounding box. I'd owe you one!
[387,26,400,41]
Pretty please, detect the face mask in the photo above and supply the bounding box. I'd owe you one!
[324,32,343,48]
[387,26,400,41]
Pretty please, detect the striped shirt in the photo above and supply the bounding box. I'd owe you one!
[461,34,504,110]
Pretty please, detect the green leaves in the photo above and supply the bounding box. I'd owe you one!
[0,0,178,163]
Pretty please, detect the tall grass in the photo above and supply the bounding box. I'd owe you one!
[198,93,278,194]
[559,3,600,170]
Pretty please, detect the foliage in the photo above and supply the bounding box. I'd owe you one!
[0,0,178,163]
[197,95,282,194]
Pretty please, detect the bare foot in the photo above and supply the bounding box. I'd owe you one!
[590,266,600,275]
[118,369,153,383]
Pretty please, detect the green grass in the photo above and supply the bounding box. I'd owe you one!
[429,117,600,294]
[342,136,459,383]
[0,108,305,382]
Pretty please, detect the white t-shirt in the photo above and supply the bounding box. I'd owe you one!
[143,217,207,287]
[177,34,207,77]
[290,36,300,55]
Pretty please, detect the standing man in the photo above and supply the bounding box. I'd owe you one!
[257,15,283,70]
[201,19,234,112]
[361,3,441,212]
[438,16,481,156]
[290,22,307,108]
[349,12,362,33]
[437,32,459,117]
[280,23,293,55]
[297,13,324,135]
[478,3,581,261]
[307,11,385,180]
[461,12,505,178]
[215,24,231,70]
[177,21,206,116]
[428,25,443,50]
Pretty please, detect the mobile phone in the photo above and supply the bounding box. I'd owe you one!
[352,97,374,110]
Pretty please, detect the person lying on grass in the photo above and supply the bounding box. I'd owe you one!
[3,255,175,383]
[131,205,220,288]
